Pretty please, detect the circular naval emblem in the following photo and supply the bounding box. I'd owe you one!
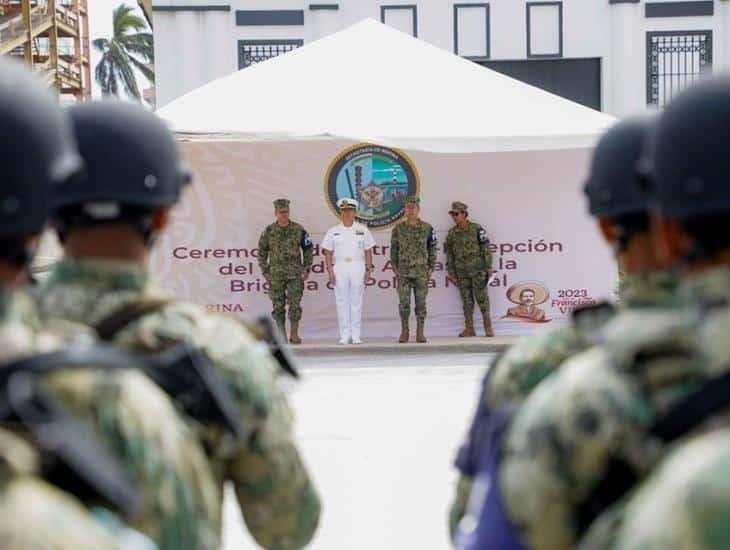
[324,144,419,230]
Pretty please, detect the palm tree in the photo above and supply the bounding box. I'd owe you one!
[93,4,154,101]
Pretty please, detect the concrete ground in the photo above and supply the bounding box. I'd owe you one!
[291,336,516,357]
[222,351,495,550]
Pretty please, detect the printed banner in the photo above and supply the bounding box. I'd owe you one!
[149,140,617,338]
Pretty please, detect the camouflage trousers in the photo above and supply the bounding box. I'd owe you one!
[269,276,304,324]
[397,274,429,321]
[457,273,491,321]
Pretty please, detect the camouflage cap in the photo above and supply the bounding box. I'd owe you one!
[273,198,290,211]
[449,201,468,213]
[405,195,420,206]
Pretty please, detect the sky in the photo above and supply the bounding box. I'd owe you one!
[87,0,149,99]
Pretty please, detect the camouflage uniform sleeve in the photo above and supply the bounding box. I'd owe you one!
[258,227,270,276]
[0,478,125,550]
[0,427,155,550]
[499,347,652,550]
[477,224,492,270]
[106,300,321,548]
[158,307,321,549]
[390,224,400,272]
[226,379,321,550]
[427,224,437,270]
[445,229,455,276]
[299,226,314,272]
[42,368,222,549]
[486,325,582,407]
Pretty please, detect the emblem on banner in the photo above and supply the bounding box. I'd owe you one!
[324,144,419,230]
[503,281,551,323]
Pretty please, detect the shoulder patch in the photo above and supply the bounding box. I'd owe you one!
[477,227,489,244]
[301,231,313,249]
[428,227,438,246]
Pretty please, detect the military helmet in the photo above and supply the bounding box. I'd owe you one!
[642,75,730,220]
[0,57,83,236]
[53,101,191,214]
[583,116,653,219]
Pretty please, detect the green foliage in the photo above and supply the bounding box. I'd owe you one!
[93,4,154,102]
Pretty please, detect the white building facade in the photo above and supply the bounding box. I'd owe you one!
[152,0,729,116]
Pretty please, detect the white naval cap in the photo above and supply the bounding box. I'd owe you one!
[337,197,358,210]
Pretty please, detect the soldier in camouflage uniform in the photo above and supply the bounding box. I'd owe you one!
[390,195,437,343]
[612,429,730,550]
[448,117,678,539]
[445,202,494,337]
[258,198,314,344]
[39,101,321,550]
[457,77,730,550]
[0,61,219,549]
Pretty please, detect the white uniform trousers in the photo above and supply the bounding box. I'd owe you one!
[334,261,365,342]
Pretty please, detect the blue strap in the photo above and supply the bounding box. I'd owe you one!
[456,405,527,550]
[454,362,500,476]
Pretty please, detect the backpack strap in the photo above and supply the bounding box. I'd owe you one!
[94,299,170,341]
[650,369,730,442]
[0,340,244,441]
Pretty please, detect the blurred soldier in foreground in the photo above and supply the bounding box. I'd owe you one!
[0,58,217,549]
[39,101,321,550]
[258,198,314,344]
[445,202,494,337]
[390,195,437,343]
[458,76,730,550]
[448,116,677,538]
[579,74,730,550]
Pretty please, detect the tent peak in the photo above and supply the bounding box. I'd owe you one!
[157,17,616,153]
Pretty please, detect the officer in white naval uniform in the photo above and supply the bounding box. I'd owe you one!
[322,198,376,344]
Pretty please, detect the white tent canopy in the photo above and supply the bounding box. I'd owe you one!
[157,19,615,153]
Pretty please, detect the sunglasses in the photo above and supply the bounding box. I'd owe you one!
[449,211,462,217]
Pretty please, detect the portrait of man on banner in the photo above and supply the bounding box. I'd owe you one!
[503,281,550,322]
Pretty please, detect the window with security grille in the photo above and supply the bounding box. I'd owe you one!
[646,31,712,108]
[238,40,303,69]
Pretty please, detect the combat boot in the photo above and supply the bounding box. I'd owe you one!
[483,317,494,337]
[398,320,410,343]
[416,319,427,343]
[289,321,302,345]
[459,318,476,337]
